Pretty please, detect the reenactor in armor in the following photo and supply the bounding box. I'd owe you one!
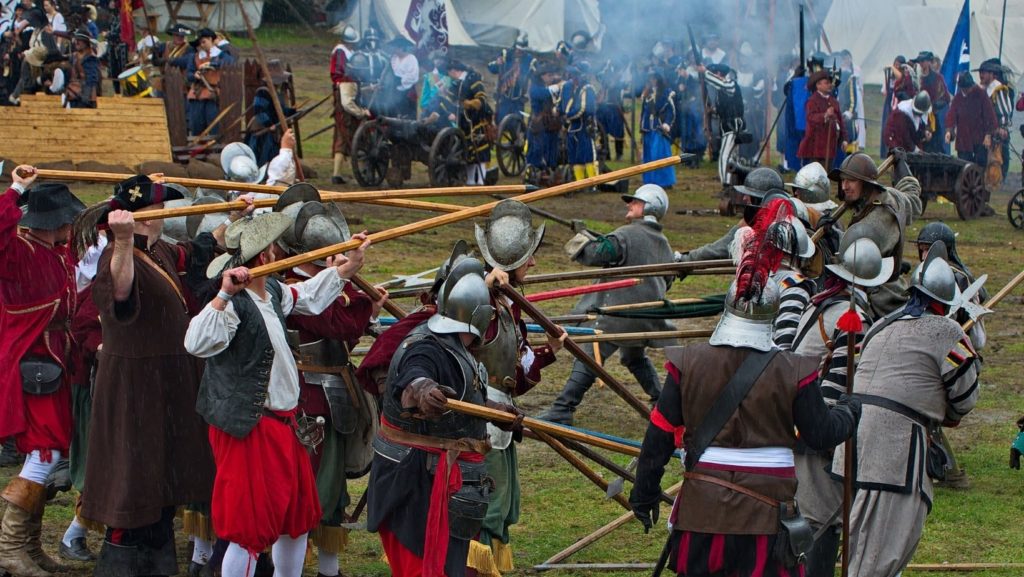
[271,185,387,577]
[359,27,388,85]
[487,31,533,124]
[834,242,979,577]
[560,63,598,182]
[704,63,745,162]
[630,224,858,577]
[185,28,222,137]
[767,216,817,350]
[914,221,988,349]
[526,62,563,185]
[330,26,371,185]
[540,185,676,425]
[829,152,922,317]
[791,238,891,577]
[367,256,521,577]
[468,200,566,575]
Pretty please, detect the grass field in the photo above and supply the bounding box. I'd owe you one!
[3,24,1024,577]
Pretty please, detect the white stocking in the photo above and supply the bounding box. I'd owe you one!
[271,534,308,577]
[317,550,339,577]
[221,542,257,577]
[19,450,59,484]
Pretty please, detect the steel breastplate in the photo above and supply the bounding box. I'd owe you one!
[471,302,520,394]
[382,325,488,440]
[296,337,351,381]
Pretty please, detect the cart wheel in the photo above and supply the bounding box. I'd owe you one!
[954,163,988,220]
[496,114,526,177]
[1008,189,1024,230]
[429,127,469,187]
[351,120,388,187]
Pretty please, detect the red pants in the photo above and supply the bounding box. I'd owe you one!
[208,413,321,554]
[15,385,72,457]
[379,523,427,577]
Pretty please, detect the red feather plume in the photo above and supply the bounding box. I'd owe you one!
[732,198,794,306]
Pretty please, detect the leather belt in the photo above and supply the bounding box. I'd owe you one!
[379,425,491,455]
[684,471,780,508]
[853,393,933,428]
[261,408,293,426]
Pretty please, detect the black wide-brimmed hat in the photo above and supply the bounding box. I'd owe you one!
[973,58,1003,74]
[108,175,184,212]
[911,51,935,63]
[19,183,87,231]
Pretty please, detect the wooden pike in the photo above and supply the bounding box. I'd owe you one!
[236,0,303,181]
[33,169,532,198]
[527,329,712,347]
[445,399,641,457]
[963,268,1024,332]
[532,429,633,511]
[127,193,467,221]
[538,480,684,567]
[521,259,734,285]
[247,155,687,278]
[499,285,651,419]
[598,297,707,313]
[525,278,641,303]
[349,274,406,319]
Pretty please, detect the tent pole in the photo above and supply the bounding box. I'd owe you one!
[998,0,1007,61]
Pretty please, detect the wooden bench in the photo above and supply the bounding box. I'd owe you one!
[0,94,173,166]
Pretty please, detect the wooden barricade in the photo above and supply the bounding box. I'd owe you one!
[0,94,172,166]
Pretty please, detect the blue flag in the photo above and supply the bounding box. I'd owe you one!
[942,0,970,95]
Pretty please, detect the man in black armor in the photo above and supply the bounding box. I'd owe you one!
[367,256,520,577]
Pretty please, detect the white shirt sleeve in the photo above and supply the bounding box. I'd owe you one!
[392,54,420,91]
[49,12,65,32]
[184,301,241,358]
[266,148,296,186]
[284,268,345,316]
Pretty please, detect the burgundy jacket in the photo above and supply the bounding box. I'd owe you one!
[945,86,997,152]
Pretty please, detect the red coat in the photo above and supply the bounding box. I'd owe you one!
[884,109,929,152]
[797,91,847,160]
[946,85,997,152]
[0,188,75,453]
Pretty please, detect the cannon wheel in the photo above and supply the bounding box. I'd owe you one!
[351,120,388,187]
[496,114,526,177]
[954,163,987,220]
[429,127,469,187]
[1009,189,1024,230]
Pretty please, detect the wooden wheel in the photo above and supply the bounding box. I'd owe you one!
[954,162,988,220]
[350,120,389,187]
[496,114,526,177]
[1008,189,1024,230]
[429,126,469,187]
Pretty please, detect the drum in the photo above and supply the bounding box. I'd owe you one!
[116,65,152,98]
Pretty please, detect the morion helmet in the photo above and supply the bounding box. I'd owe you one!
[909,240,959,305]
[621,184,669,221]
[788,162,830,204]
[427,256,495,339]
[475,199,545,273]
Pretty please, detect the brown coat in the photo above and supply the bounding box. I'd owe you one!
[667,344,819,535]
[82,237,214,529]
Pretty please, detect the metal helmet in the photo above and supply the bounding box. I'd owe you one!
[161,198,194,243]
[909,240,959,305]
[829,153,884,193]
[735,167,785,199]
[788,162,831,204]
[185,195,230,239]
[427,256,495,339]
[475,199,545,272]
[221,142,267,184]
[273,183,322,253]
[430,240,472,296]
[340,25,359,44]
[621,184,669,220]
[767,219,815,260]
[912,91,932,116]
[292,202,351,266]
[709,276,782,352]
[825,237,894,287]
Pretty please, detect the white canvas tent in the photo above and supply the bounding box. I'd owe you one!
[824,0,1023,85]
[341,0,601,53]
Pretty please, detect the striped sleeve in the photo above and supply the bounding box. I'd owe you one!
[943,336,979,423]
[994,88,1014,128]
[820,307,872,403]
[773,278,814,350]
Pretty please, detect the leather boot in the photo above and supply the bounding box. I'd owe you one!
[0,478,52,577]
[538,360,597,425]
[26,510,67,573]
